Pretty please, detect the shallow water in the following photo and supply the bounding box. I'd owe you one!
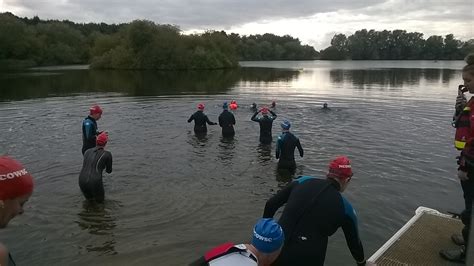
[0,60,466,265]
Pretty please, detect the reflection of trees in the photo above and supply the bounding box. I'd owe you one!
[217,136,236,165]
[76,200,118,255]
[329,68,457,88]
[0,67,300,101]
[238,67,299,83]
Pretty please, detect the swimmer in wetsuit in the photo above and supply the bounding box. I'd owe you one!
[250,102,258,112]
[263,157,369,266]
[251,107,277,144]
[79,132,112,203]
[188,103,217,134]
[276,120,303,172]
[82,105,103,154]
[218,102,236,138]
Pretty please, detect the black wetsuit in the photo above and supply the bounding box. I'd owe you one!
[251,111,277,144]
[188,111,216,134]
[82,116,99,154]
[263,176,365,266]
[276,131,303,170]
[218,110,236,137]
[458,145,474,246]
[79,147,113,203]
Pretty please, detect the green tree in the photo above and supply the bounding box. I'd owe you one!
[444,34,462,59]
[423,35,444,59]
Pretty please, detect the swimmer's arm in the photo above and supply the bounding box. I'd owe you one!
[269,110,277,119]
[263,182,295,218]
[251,111,259,122]
[296,139,303,157]
[187,114,194,123]
[105,152,112,173]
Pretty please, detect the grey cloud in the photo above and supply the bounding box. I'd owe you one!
[5,0,382,28]
[359,0,472,23]
[3,0,472,49]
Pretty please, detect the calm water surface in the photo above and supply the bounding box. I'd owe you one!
[0,60,466,265]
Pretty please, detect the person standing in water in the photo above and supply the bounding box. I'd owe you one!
[251,107,277,144]
[218,102,236,138]
[82,105,103,155]
[250,103,258,112]
[441,53,474,263]
[0,156,34,266]
[229,100,238,110]
[79,132,113,203]
[188,103,217,134]
[322,102,331,110]
[276,120,303,172]
[263,156,371,266]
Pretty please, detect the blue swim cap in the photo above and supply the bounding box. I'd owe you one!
[223,102,228,109]
[252,218,284,254]
[280,120,291,130]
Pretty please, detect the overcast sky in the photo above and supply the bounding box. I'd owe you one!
[1,0,473,50]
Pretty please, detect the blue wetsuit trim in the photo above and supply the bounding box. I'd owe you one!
[83,119,94,139]
[297,175,316,184]
[342,196,360,239]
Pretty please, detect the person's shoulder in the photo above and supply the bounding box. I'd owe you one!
[341,196,358,217]
[294,175,317,184]
[84,147,94,155]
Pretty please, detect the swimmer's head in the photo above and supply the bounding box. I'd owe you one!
[0,156,34,228]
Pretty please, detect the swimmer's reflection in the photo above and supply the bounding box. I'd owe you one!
[217,136,236,164]
[256,143,272,164]
[76,200,120,255]
[275,164,305,187]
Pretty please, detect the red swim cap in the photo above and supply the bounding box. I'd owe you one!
[0,156,34,200]
[96,132,108,146]
[90,105,103,115]
[197,103,205,110]
[328,156,353,180]
[261,107,269,114]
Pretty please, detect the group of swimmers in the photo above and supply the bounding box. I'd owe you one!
[187,100,304,173]
[183,100,371,266]
[0,95,361,266]
[3,55,474,265]
[77,99,370,266]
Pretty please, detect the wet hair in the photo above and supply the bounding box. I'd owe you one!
[463,53,474,75]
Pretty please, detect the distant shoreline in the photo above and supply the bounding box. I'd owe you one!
[29,65,90,71]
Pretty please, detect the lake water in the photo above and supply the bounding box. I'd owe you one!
[0,60,466,265]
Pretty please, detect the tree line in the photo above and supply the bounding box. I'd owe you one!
[320,29,473,60]
[0,12,472,69]
[0,12,318,69]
